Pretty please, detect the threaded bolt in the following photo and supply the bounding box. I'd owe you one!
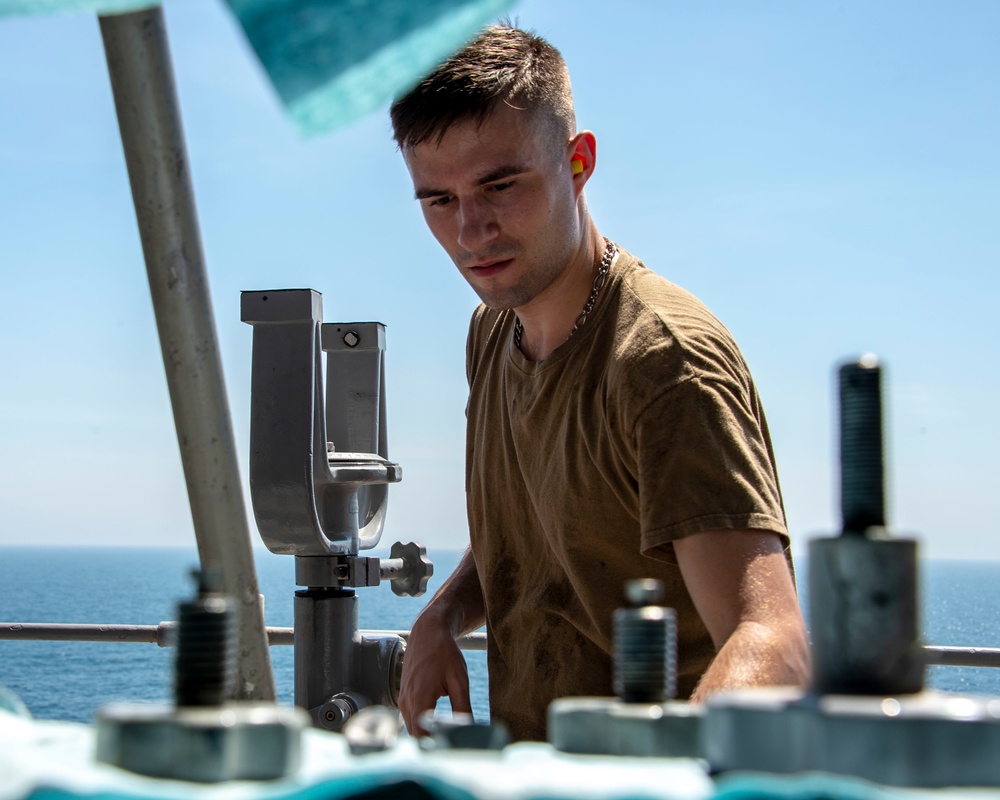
[839,355,885,534]
[613,579,676,703]
[174,568,236,707]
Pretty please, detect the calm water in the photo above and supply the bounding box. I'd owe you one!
[0,547,485,723]
[1,547,998,722]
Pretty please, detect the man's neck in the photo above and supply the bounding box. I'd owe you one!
[514,229,606,362]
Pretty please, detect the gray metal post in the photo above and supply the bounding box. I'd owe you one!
[293,587,404,731]
[810,357,923,694]
[98,7,274,701]
[294,588,357,728]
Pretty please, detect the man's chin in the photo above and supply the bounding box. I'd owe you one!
[473,291,523,311]
[467,277,550,312]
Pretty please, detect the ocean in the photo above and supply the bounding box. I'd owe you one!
[0,547,484,724]
[1,547,999,724]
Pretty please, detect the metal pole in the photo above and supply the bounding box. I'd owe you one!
[6,623,1000,664]
[0,623,489,651]
[924,645,1000,669]
[0,622,165,645]
[98,6,274,701]
[294,588,357,728]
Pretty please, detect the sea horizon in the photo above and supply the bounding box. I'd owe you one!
[3,547,1000,723]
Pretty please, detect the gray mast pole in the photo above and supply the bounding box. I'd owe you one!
[98,6,275,701]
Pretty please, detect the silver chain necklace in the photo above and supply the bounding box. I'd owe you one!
[513,237,617,351]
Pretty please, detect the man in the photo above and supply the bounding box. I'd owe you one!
[390,25,809,742]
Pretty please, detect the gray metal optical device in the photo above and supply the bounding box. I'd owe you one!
[242,289,432,730]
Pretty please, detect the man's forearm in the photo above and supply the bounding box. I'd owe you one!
[674,529,811,703]
[417,547,486,637]
[691,616,810,702]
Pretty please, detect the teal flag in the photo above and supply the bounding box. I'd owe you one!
[225,0,516,135]
[2,0,517,135]
[0,0,156,15]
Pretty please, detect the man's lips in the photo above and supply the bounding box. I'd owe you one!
[467,258,514,278]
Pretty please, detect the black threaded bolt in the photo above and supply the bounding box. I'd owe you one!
[174,568,236,707]
[613,579,676,703]
[839,355,886,534]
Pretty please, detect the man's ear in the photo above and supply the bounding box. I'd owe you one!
[567,131,597,187]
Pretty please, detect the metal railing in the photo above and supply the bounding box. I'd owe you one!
[0,622,991,665]
[924,646,1000,669]
[0,623,487,652]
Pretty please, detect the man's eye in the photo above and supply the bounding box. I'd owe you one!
[490,181,514,192]
[428,196,452,207]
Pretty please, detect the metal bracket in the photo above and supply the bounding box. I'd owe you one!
[294,544,432,595]
[241,289,431,732]
[241,290,400,557]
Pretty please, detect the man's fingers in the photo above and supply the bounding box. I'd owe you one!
[397,615,475,736]
[448,673,473,715]
[404,704,430,737]
[399,668,472,735]
[403,697,437,736]
[399,688,436,736]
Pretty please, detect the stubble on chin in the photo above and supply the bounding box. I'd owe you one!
[467,281,528,311]
[483,295,528,311]
[454,237,573,312]
[453,247,529,310]
[467,266,564,312]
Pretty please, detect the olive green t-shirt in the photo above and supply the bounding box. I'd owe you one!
[465,248,787,742]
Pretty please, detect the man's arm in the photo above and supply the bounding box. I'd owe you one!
[673,529,810,701]
[398,547,486,735]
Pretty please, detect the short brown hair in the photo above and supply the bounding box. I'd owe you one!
[390,25,575,151]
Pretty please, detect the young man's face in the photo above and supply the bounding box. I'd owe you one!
[403,103,583,311]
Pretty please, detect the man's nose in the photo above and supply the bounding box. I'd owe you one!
[456,198,498,251]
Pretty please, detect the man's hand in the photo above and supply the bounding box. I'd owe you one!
[398,610,473,735]
[397,547,485,736]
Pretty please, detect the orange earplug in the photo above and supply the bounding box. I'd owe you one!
[571,157,585,175]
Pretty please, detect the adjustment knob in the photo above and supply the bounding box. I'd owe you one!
[388,542,433,597]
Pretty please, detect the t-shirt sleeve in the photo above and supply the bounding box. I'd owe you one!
[634,375,788,558]
[466,305,484,388]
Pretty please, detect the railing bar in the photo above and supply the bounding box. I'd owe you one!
[10,623,1000,665]
[364,630,488,651]
[924,645,1000,669]
[0,624,488,652]
[0,623,162,645]
[3,624,994,663]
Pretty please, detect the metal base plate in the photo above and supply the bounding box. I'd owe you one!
[705,687,1000,787]
[549,696,703,758]
[95,702,308,782]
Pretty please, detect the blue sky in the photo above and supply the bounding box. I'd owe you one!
[0,1,997,562]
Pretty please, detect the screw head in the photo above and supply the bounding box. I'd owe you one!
[625,578,664,607]
[344,331,360,347]
[319,694,359,731]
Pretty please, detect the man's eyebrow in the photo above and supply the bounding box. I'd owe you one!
[413,164,529,201]
[414,186,448,201]
[478,164,527,185]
